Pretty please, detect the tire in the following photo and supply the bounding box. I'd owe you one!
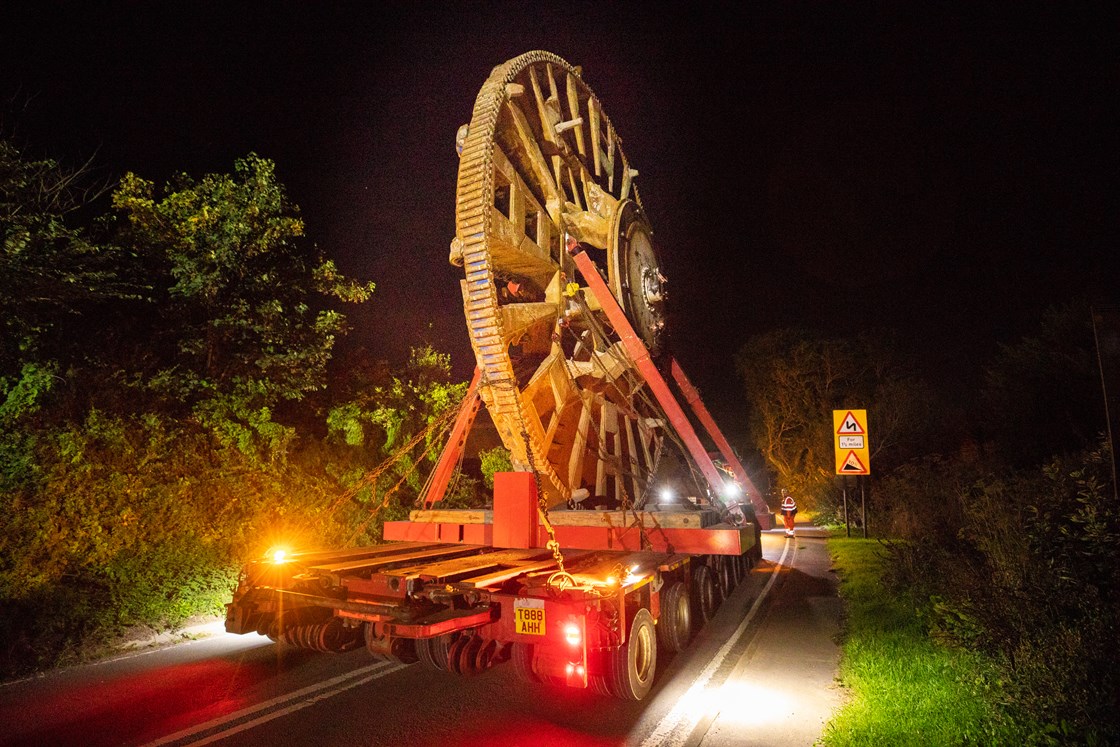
[417,634,454,671]
[656,581,691,652]
[691,563,718,625]
[590,675,613,696]
[608,608,657,700]
[715,556,734,599]
[729,553,743,588]
[511,641,538,683]
[740,506,764,565]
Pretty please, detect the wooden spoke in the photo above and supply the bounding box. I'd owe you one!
[504,99,563,222]
[589,97,602,177]
[565,71,586,157]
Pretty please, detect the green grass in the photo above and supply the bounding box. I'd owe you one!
[821,537,1027,746]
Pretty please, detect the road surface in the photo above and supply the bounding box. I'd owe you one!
[0,521,841,746]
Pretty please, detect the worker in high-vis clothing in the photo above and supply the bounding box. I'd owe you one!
[780,488,797,537]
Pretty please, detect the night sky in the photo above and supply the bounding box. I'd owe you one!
[3,3,1116,426]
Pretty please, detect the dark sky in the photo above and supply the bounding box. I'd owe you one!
[3,3,1116,425]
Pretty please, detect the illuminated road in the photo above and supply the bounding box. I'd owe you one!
[0,525,840,747]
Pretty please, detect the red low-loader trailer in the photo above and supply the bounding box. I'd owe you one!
[225,51,773,700]
[225,244,769,700]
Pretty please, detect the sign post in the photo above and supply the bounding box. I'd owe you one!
[834,410,870,537]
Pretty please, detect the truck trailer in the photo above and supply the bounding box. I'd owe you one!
[225,51,773,701]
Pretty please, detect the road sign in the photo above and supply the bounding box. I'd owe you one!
[833,409,870,475]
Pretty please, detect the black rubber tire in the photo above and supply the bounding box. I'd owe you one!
[737,550,751,578]
[691,563,718,625]
[417,636,448,671]
[458,636,484,676]
[590,674,613,696]
[715,556,734,599]
[608,608,657,700]
[729,553,743,588]
[388,637,418,664]
[656,581,691,652]
[511,641,539,683]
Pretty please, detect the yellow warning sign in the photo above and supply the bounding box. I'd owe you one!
[833,409,870,475]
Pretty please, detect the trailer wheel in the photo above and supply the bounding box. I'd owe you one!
[691,564,718,625]
[715,556,734,599]
[473,639,498,672]
[737,550,751,578]
[417,633,455,671]
[751,521,763,564]
[511,642,539,683]
[590,674,613,696]
[729,554,744,588]
[457,636,485,676]
[656,581,691,652]
[608,608,657,700]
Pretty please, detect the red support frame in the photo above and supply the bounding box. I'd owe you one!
[567,241,727,494]
[567,240,770,529]
[423,368,483,508]
[669,360,773,528]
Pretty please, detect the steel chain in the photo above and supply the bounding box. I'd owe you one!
[522,432,568,578]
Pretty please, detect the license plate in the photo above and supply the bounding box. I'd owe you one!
[513,598,546,635]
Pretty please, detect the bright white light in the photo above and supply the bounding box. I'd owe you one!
[270,548,289,564]
[708,681,797,726]
[722,482,742,498]
[565,622,582,647]
[671,679,797,729]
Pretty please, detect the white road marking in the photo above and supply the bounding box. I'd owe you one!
[143,659,408,746]
[639,537,795,747]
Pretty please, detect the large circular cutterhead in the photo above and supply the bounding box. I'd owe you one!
[452,51,671,507]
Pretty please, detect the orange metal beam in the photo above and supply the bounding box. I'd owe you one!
[669,359,773,529]
[566,240,727,499]
[423,367,483,508]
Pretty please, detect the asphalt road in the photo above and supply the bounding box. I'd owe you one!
[0,523,841,747]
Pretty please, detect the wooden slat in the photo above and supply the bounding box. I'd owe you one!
[409,509,492,524]
[308,544,485,574]
[289,542,441,566]
[407,548,555,582]
[545,509,716,529]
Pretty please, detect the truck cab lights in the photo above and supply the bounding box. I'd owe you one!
[268,548,290,564]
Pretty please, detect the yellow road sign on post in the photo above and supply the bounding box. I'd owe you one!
[833,409,870,475]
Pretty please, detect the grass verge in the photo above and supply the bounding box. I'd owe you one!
[821,537,1028,746]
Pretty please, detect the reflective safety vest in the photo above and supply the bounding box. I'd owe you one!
[781,495,797,512]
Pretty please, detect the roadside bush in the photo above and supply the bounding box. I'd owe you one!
[883,439,1119,743]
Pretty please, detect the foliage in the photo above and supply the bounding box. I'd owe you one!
[0,148,458,678]
[0,140,132,374]
[735,328,948,510]
[823,537,1035,746]
[980,301,1103,468]
[479,446,512,490]
[882,439,1119,744]
[110,154,374,462]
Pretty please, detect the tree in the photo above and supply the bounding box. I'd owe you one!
[111,154,374,459]
[0,140,130,375]
[980,301,1103,467]
[735,328,944,508]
